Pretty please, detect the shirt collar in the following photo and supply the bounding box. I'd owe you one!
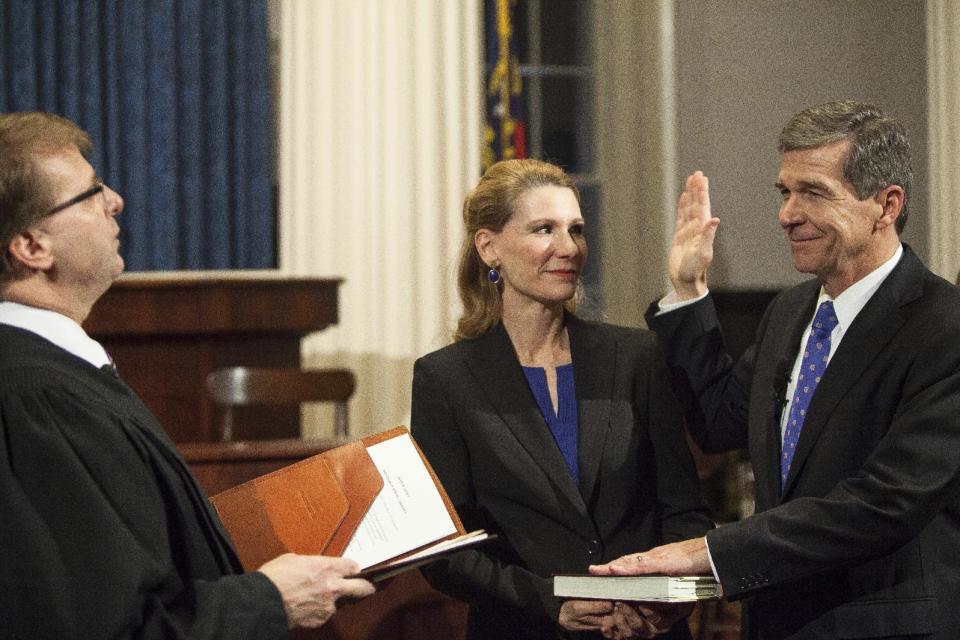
[816,243,903,334]
[0,300,111,368]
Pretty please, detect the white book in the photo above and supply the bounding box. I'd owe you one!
[553,575,722,602]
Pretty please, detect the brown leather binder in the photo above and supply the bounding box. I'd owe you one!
[209,426,467,571]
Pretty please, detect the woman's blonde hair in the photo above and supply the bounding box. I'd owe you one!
[454,159,580,341]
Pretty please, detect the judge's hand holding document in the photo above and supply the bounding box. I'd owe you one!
[259,554,375,628]
[0,111,372,639]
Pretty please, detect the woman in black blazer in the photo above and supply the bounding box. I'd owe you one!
[411,159,712,639]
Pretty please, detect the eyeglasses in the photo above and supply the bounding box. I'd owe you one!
[46,182,105,216]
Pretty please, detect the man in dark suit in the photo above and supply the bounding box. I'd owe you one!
[591,101,960,639]
[0,111,374,638]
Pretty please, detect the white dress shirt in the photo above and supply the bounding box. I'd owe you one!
[0,300,112,369]
[777,244,903,437]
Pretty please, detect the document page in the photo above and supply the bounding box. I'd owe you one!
[342,434,457,568]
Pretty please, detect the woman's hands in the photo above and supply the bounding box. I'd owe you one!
[559,599,695,639]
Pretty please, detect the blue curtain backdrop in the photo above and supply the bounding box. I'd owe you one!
[0,0,275,271]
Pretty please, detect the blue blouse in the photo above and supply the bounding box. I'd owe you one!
[521,363,579,485]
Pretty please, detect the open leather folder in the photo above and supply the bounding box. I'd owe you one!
[209,426,490,580]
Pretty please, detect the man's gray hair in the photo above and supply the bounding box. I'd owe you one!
[779,100,912,233]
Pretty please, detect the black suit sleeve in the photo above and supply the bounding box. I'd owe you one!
[645,296,755,453]
[410,358,561,625]
[0,384,288,640]
[640,339,716,543]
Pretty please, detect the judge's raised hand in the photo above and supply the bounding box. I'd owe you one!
[588,538,711,578]
[258,554,375,629]
[668,171,720,301]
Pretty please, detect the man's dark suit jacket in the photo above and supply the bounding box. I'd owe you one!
[647,245,960,639]
[411,315,712,640]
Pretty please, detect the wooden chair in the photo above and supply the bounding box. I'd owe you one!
[206,367,356,440]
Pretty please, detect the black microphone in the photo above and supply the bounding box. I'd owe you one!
[771,357,791,418]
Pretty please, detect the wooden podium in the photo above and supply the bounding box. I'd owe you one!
[84,272,341,442]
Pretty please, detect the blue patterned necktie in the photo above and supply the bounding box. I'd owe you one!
[781,300,838,487]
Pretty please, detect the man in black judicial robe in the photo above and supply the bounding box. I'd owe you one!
[0,111,374,639]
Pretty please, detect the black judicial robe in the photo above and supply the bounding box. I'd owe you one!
[0,325,287,640]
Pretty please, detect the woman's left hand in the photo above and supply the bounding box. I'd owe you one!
[558,599,615,633]
[602,601,695,638]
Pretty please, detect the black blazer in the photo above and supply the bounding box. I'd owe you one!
[411,315,712,640]
[647,245,960,639]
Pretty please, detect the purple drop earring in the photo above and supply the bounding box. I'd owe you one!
[487,268,501,284]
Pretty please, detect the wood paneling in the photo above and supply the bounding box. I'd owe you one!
[86,274,341,441]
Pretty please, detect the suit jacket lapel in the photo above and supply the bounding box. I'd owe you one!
[567,316,614,507]
[465,322,590,517]
[782,247,923,496]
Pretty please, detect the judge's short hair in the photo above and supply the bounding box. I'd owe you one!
[0,112,92,279]
[779,100,913,234]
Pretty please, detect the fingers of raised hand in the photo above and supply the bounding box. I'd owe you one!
[677,170,713,222]
[687,170,710,203]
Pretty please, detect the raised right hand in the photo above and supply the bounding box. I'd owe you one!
[668,171,720,301]
[258,553,375,629]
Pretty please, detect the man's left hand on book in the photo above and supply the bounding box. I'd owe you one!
[589,537,711,577]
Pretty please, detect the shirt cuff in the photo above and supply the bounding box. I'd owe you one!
[704,535,721,583]
[655,289,710,315]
